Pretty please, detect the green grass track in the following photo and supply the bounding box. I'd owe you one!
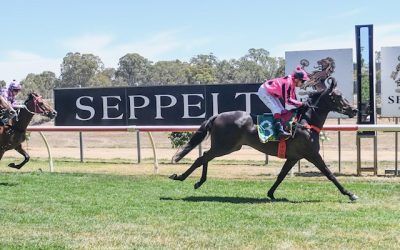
[0,169,399,249]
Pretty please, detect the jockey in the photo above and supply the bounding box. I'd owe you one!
[0,80,22,108]
[257,66,310,139]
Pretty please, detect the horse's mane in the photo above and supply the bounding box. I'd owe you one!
[306,90,325,104]
[25,92,41,101]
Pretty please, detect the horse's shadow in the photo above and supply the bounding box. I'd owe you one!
[0,182,18,187]
[160,196,321,204]
[294,171,359,177]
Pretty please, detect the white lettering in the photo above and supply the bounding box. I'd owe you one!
[128,95,150,119]
[211,93,219,115]
[102,96,123,120]
[182,94,205,118]
[76,96,95,121]
[155,95,177,119]
[235,92,257,114]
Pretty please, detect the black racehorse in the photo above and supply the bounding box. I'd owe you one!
[170,79,359,201]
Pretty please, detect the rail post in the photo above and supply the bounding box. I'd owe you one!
[39,132,54,172]
[396,118,399,176]
[146,131,159,174]
[338,118,341,173]
[79,132,84,162]
[137,131,141,163]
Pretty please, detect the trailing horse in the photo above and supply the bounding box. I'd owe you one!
[170,79,359,201]
[0,93,57,169]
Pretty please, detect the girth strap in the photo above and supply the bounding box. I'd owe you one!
[277,139,286,159]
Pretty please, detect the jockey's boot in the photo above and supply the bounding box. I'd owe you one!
[274,120,291,140]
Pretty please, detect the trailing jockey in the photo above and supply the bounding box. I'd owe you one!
[0,80,22,125]
[1,80,23,107]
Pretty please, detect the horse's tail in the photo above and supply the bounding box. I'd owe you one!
[172,115,217,163]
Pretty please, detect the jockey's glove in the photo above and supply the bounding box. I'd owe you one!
[298,102,311,113]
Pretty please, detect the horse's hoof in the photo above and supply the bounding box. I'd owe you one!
[350,194,359,201]
[8,163,17,169]
[171,156,179,163]
[169,174,178,180]
[194,182,202,189]
[267,192,275,201]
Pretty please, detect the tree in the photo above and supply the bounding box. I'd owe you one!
[273,58,285,77]
[21,71,59,99]
[234,59,264,83]
[88,68,122,87]
[0,80,6,88]
[116,53,152,86]
[234,48,285,83]
[215,59,237,84]
[149,60,189,85]
[187,54,218,84]
[59,52,104,88]
[375,51,381,95]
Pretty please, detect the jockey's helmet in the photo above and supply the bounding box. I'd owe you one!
[292,66,310,82]
[8,80,22,91]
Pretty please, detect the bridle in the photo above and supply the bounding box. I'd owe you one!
[328,92,348,114]
[24,94,48,115]
[297,85,336,134]
[307,77,338,111]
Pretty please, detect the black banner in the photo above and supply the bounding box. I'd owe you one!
[54,83,268,126]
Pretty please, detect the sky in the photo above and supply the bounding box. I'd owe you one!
[1,0,400,82]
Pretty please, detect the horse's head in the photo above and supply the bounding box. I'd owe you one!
[25,93,57,119]
[311,77,357,118]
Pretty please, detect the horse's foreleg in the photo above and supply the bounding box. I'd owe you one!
[267,159,298,200]
[305,153,358,201]
[8,144,30,169]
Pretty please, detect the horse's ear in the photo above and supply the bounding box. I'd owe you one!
[326,77,337,92]
[28,92,37,98]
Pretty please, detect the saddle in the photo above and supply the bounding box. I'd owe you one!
[0,125,12,135]
[257,110,298,143]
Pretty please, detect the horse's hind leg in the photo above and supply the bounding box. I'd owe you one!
[193,151,214,189]
[170,155,204,181]
[170,146,240,189]
[305,153,358,201]
[267,159,298,200]
[192,146,242,189]
[8,144,30,169]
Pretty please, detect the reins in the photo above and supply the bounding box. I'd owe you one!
[24,95,46,115]
[296,80,335,134]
